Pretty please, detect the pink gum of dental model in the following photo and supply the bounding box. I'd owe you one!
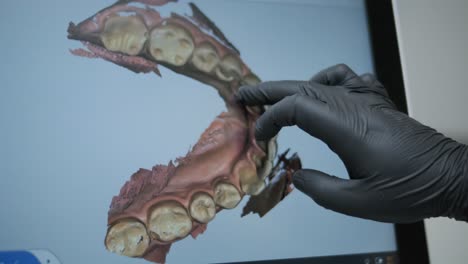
[67,1,301,263]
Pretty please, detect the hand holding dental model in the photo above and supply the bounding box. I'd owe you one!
[237,64,468,223]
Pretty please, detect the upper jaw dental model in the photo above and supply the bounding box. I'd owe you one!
[67,0,302,263]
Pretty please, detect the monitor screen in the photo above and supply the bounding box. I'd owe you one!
[1,0,398,263]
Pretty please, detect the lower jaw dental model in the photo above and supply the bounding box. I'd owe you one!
[67,0,301,263]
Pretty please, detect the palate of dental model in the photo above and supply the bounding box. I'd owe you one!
[215,54,243,82]
[149,23,195,66]
[189,192,216,223]
[213,182,242,209]
[100,15,148,56]
[148,201,193,242]
[105,220,149,257]
[239,166,266,195]
[191,42,220,73]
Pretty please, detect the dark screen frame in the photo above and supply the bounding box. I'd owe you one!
[365,0,430,263]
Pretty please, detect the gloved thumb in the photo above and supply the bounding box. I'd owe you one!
[292,169,368,217]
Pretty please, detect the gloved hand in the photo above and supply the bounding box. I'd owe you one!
[237,64,468,223]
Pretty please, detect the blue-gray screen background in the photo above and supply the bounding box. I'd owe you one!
[0,0,397,263]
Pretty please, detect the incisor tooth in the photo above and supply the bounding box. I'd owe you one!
[255,137,277,180]
[105,220,149,257]
[250,179,266,196]
[191,42,220,73]
[101,16,148,56]
[267,137,278,162]
[148,201,192,242]
[149,24,194,66]
[240,167,266,195]
[257,161,273,181]
[214,182,242,209]
[215,55,243,81]
[189,192,216,223]
[259,137,277,179]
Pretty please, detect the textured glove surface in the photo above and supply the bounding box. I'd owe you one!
[237,64,468,223]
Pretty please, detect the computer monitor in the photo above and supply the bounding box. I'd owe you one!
[0,0,429,263]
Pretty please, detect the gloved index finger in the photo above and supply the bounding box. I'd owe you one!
[310,63,363,87]
[236,80,308,106]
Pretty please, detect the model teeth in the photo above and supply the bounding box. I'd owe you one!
[149,24,195,66]
[189,192,216,223]
[244,179,266,196]
[215,55,243,81]
[257,139,277,180]
[148,201,192,242]
[191,42,220,73]
[214,182,242,209]
[101,16,148,56]
[257,161,273,182]
[242,74,261,85]
[240,167,266,195]
[105,220,149,257]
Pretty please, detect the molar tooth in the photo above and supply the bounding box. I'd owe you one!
[105,220,149,257]
[214,182,242,209]
[149,24,194,66]
[101,16,148,56]
[215,55,243,81]
[189,192,216,223]
[148,201,192,242]
[191,42,220,73]
[239,166,266,195]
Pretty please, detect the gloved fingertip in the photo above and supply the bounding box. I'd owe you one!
[236,85,256,100]
[254,122,276,142]
[292,170,306,190]
[233,92,244,105]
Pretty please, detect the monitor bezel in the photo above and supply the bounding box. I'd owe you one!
[365,0,430,263]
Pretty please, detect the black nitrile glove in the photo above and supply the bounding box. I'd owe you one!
[237,64,468,223]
